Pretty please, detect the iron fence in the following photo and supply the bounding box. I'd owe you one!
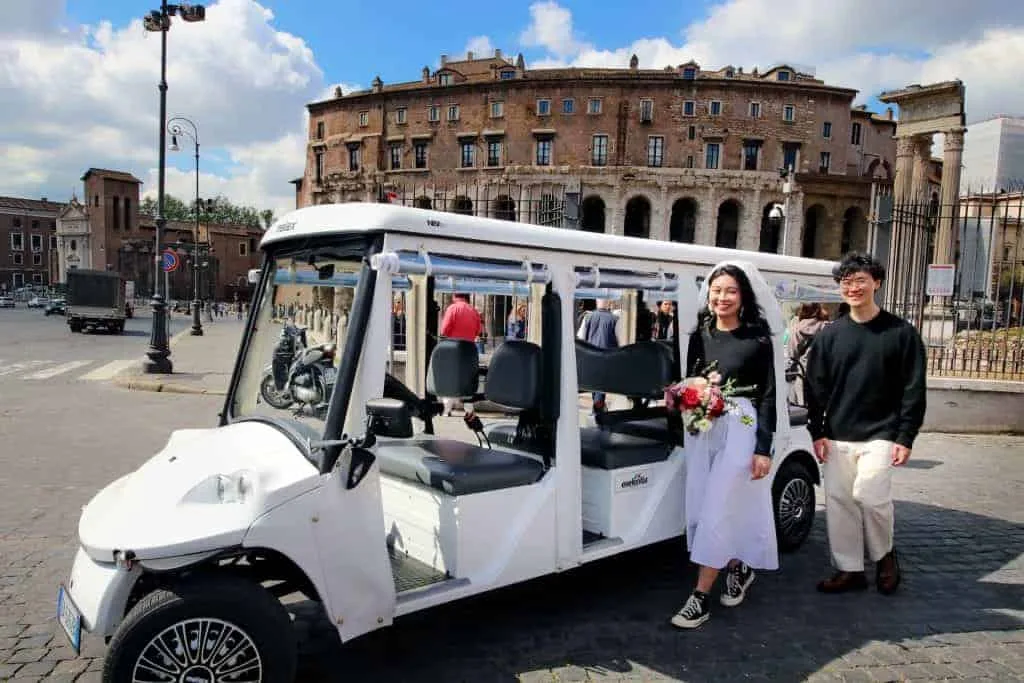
[378,181,573,228]
[880,189,1024,379]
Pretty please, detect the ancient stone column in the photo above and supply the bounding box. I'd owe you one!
[934,128,965,265]
[911,135,933,204]
[893,136,916,205]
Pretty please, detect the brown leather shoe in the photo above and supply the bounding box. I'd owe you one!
[816,570,869,593]
[876,550,901,595]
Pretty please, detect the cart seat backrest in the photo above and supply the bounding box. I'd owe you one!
[576,340,674,399]
[427,339,479,399]
[484,340,541,410]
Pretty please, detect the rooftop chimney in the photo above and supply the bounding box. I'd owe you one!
[440,54,448,66]
[495,48,502,59]
[629,54,639,70]
[467,51,475,60]
[372,75,383,93]
[422,66,430,82]
[887,107,894,120]
[41,197,48,202]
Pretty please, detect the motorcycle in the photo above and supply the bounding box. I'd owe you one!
[259,323,313,410]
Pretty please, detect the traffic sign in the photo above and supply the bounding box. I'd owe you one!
[161,249,180,273]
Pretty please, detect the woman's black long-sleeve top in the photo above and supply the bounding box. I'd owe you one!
[686,324,777,456]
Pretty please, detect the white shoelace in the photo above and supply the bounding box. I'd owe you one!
[726,566,746,595]
[680,594,705,618]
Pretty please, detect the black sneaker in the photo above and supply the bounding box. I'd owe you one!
[670,591,710,629]
[721,562,755,607]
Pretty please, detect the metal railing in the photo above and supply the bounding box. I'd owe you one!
[378,181,572,228]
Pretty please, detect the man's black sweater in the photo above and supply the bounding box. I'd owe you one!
[805,309,927,448]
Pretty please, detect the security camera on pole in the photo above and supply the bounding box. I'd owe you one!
[769,166,796,255]
[141,1,207,374]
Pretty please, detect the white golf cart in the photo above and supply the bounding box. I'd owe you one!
[57,203,841,681]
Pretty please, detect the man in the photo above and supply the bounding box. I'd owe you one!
[805,252,927,595]
[439,293,483,415]
[578,299,620,413]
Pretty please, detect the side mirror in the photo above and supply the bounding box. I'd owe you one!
[366,398,414,439]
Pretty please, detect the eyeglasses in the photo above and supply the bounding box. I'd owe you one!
[839,277,873,291]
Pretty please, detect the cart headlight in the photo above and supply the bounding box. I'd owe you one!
[215,473,251,504]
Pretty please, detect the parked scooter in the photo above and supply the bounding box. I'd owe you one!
[259,322,337,416]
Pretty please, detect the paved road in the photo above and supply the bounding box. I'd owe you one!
[0,306,194,385]
[0,368,1022,680]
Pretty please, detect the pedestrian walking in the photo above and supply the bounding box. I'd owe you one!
[669,262,778,630]
[439,293,483,415]
[785,302,830,405]
[577,299,620,414]
[805,252,927,595]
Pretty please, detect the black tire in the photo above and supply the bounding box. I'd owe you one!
[103,576,296,683]
[772,458,816,553]
[260,374,293,409]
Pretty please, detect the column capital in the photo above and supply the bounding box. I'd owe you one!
[896,136,917,157]
[944,128,966,152]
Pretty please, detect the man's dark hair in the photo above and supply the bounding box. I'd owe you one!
[833,252,885,284]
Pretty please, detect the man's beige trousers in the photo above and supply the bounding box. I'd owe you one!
[823,439,895,572]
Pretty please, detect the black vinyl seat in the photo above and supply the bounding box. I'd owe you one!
[376,440,544,495]
[578,427,672,469]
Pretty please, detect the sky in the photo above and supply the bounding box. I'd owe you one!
[2,0,1024,217]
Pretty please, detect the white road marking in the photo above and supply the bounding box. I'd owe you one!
[22,360,93,380]
[0,360,53,377]
[79,359,136,381]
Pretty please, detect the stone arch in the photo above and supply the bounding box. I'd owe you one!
[493,195,516,221]
[453,196,473,215]
[840,206,868,254]
[624,195,652,238]
[866,158,893,181]
[759,202,782,253]
[803,204,827,258]
[581,195,606,233]
[715,199,742,249]
[413,196,432,210]
[669,197,698,243]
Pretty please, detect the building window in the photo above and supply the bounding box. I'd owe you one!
[562,98,575,114]
[358,111,369,127]
[13,253,23,265]
[396,108,407,124]
[460,141,475,168]
[390,144,402,170]
[438,73,452,86]
[749,102,761,118]
[819,152,831,173]
[487,140,502,167]
[687,125,696,141]
[239,242,248,257]
[33,253,43,266]
[124,198,131,231]
[315,121,324,139]
[31,234,42,252]
[705,143,721,170]
[682,66,697,80]
[851,122,862,145]
[490,101,504,118]
[447,105,460,121]
[414,141,428,169]
[536,139,552,166]
[10,232,23,251]
[823,121,832,139]
[314,149,324,182]
[32,272,43,284]
[783,143,799,171]
[499,69,515,80]
[639,99,654,122]
[12,272,23,287]
[647,136,665,167]
[588,98,602,114]
[783,105,795,122]
[777,70,791,81]
[12,218,21,227]
[683,100,695,117]
[428,105,440,122]
[743,141,760,171]
[725,68,734,78]
[686,155,694,169]
[536,99,551,116]
[50,236,57,250]
[94,196,99,207]
[592,135,608,166]
[348,146,361,172]
[31,220,39,230]
[709,100,722,116]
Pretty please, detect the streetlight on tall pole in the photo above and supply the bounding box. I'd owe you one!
[141,1,206,373]
[168,115,204,336]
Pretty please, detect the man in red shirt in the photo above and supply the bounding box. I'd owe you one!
[439,294,483,415]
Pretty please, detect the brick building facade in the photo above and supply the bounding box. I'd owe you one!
[0,196,62,294]
[299,51,897,259]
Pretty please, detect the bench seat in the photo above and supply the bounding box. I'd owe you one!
[376,439,545,496]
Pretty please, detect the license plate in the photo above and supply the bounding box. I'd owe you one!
[56,584,82,654]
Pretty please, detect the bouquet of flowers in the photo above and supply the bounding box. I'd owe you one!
[664,361,755,435]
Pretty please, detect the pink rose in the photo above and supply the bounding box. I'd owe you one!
[707,371,722,385]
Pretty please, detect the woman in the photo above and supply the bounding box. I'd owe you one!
[785,303,830,405]
[506,302,527,340]
[671,262,779,629]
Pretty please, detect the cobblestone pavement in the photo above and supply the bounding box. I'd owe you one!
[1,404,1022,681]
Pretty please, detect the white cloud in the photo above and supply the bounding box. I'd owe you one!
[513,0,1024,123]
[465,35,495,58]
[0,0,324,215]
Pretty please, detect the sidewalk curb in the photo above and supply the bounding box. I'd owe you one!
[111,376,227,396]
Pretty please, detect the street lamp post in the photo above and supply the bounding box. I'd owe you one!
[169,116,203,336]
[142,1,206,374]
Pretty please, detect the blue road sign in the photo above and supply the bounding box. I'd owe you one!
[162,249,179,272]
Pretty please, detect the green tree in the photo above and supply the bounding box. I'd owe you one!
[141,194,269,229]
[260,209,276,231]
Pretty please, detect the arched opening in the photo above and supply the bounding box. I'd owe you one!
[624,196,651,238]
[715,199,741,249]
[493,195,516,221]
[759,202,781,253]
[669,198,697,243]
[803,204,827,258]
[866,158,893,181]
[453,196,473,215]
[581,196,606,233]
[413,196,432,210]
[840,206,868,255]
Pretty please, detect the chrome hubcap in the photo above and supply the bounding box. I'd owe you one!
[778,478,813,537]
[132,618,262,683]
